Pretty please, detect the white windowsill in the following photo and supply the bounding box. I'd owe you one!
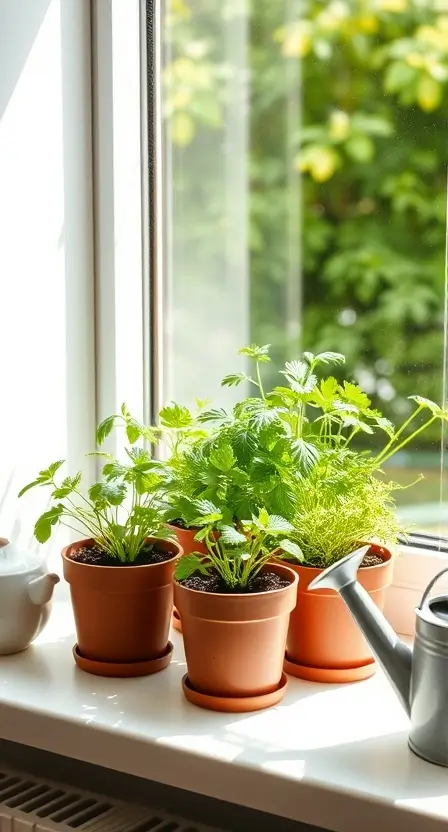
[0,602,446,832]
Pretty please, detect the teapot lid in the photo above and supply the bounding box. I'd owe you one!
[0,539,44,575]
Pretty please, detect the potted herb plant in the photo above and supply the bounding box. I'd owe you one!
[203,345,447,682]
[262,352,448,682]
[174,504,300,712]
[95,403,211,632]
[19,433,181,678]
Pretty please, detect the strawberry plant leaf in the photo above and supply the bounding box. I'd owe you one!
[159,402,193,428]
[238,343,271,362]
[89,481,127,506]
[197,407,230,424]
[266,515,294,534]
[291,439,320,473]
[34,505,64,543]
[96,416,116,446]
[219,525,247,545]
[408,395,441,415]
[315,351,345,365]
[221,372,250,388]
[278,539,303,560]
[209,444,236,472]
[175,554,210,581]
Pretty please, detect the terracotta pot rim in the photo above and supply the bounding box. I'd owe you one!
[287,544,393,575]
[174,562,298,598]
[62,536,182,572]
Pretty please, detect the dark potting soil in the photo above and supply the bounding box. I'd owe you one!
[70,543,174,567]
[360,552,384,568]
[180,570,290,594]
[170,518,198,531]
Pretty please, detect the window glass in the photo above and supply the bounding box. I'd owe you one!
[161,0,448,534]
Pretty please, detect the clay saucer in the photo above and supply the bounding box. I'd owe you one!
[182,672,288,713]
[172,607,182,633]
[284,653,376,683]
[73,642,173,678]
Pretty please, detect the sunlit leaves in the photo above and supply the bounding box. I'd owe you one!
[238,343,271,362]
[209,444,236,472]
[34,505,64,544]
[96,416,116,446]
[279,539,303,561]
[89,481,127,507]
[408,395,441,415]
[291,439,320,473]
[159,402,193,429]
[221,372,251,388]
[175,554,209,581]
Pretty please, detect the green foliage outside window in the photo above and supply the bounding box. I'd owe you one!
[163,0,447,452]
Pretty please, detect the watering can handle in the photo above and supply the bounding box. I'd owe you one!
[419,567,448,610]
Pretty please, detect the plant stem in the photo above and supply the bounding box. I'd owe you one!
[378,416,437,465]
[256,362,265,400]
[375,406,422,464]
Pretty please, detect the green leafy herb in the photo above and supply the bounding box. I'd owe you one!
[174,504,300,589]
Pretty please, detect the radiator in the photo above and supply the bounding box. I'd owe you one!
[0,767,226,832]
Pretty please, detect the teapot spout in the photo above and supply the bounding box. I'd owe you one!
[308,547,413,716]
[27,573,60,606]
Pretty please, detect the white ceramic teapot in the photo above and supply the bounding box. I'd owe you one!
[0,538,60,654]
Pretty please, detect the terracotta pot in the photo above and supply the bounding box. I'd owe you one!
[168,525,207,634]
[168,524,207,557]
[284,543,393,683]
[174,563,298,708]
[62,537,182,675]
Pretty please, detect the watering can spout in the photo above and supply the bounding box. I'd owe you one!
[308,547,413,716]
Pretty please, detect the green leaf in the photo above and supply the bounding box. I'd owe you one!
[89,480,127,506]
[384,61,417,95]
[175,554,209,581]
[96,415,116,446]
[269,481,294,517]
[107,522,127,540]
[52,473,82,499]
[280,360,308,383]
[159,402,193,429]
[408,395,441,415]
[209,444,236,472]
[374,416,395,436]
[315,352,345,366]
[291,439,320,473]
[257,507,270,528]
[345,134,375,164]
[18,460,66,497]
[245,401,280,430]
[197,407,229,424]
[238,343,271,363]
[231,429,258,465]
[266,515,294,534]
[194,498,221,517]
[341,381,371,411]
[219,525,247,545]
[221,372,250,388]
[102,462,128,480]
[126,422,142,444]
[47,460,66,478]
[320,376,339,401]
[278,539,303,561]
[34,505,64,543]
[18,478,46,498]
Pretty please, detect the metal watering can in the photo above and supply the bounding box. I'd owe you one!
[308,546,448,767]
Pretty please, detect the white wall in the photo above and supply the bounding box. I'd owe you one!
[0,0,95,565]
